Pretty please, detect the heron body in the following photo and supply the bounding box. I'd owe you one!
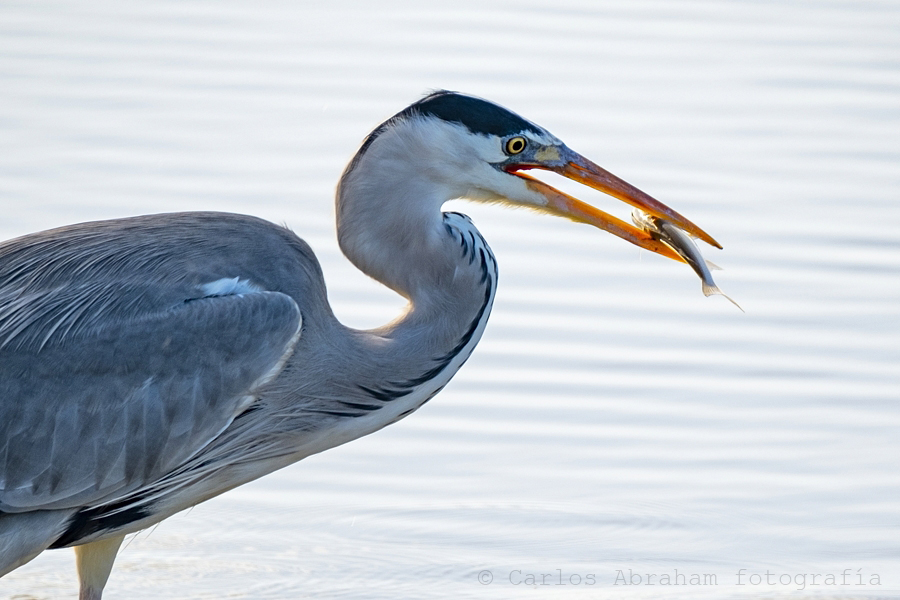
[0,91,718,598]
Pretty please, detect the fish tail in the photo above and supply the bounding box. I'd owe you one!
[702,282,745,312]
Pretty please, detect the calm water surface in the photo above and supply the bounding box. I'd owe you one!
[1,1,898,598]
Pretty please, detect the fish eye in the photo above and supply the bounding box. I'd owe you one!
[505,136,527,155]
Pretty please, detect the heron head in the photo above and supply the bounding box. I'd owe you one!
[349,91,720,260]
[338,90,721,277]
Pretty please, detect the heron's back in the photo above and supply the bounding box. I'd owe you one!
[0,212,327,516]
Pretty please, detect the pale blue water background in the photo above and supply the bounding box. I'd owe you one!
[1,1,899,598]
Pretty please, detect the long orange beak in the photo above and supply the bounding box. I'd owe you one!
[507,149,721,261]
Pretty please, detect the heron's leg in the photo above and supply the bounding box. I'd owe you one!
[74,534,125,600]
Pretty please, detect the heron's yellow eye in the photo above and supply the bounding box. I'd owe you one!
[505,136,527,155]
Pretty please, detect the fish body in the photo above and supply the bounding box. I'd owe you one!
[632,210,743,311]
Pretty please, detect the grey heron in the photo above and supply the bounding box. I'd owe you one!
[0,91,719,599]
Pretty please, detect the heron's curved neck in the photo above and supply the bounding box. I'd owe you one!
[337,168,451,302]
[334,138,497,410]
[332,212,495,441]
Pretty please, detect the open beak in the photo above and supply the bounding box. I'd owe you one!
[506,149,721,261]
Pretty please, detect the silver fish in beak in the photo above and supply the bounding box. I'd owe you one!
[632,210,743,311]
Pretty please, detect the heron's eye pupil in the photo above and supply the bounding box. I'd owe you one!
[506,136,526,155]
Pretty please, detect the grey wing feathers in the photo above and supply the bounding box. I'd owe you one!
[0,213,308,513]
